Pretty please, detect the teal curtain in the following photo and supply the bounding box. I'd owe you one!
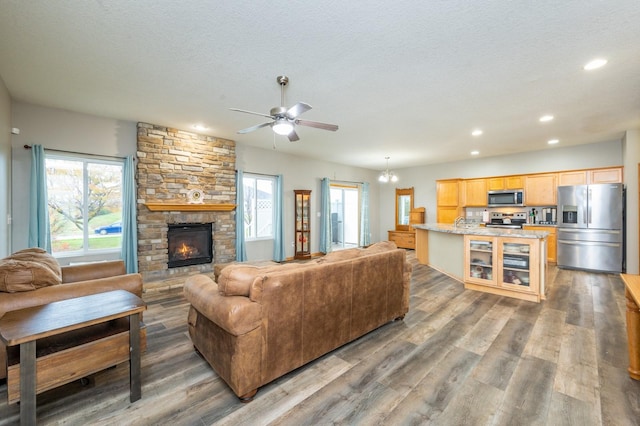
[121,156,138,273]
[319,177,332,254]
[235,170,247,261]
[359,182,370,247]
[273,174,285,261]
[28,144,52,252]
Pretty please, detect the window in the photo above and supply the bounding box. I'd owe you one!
[45,154,124,257]
[242,174,275,240]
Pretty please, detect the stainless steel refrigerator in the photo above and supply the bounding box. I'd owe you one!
[557,183,624,273]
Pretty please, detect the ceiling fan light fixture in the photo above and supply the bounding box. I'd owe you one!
[272,119,294,135]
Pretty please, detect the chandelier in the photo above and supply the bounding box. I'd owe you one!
[378,156,398,183]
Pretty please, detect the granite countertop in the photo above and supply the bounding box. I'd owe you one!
[521,223,557,227]
[413,223,549,239]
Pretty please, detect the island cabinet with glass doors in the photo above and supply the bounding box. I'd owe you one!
[294,190,311,259]
[464,235,544,302]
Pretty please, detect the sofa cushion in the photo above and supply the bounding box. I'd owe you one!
[218,265,262,297]
[0,248,62,293]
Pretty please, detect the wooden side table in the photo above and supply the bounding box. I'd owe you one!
[621,274,640,380]
[0,290,146,425]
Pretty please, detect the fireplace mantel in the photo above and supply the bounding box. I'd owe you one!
[144,203,236,212]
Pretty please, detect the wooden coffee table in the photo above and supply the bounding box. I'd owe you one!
[0,290,146,425]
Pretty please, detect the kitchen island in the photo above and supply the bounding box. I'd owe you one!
[413,224,549,302]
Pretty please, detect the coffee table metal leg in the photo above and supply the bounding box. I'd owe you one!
[20,340,37,426]
[129,313,141,402]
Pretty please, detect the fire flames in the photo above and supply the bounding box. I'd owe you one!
[173,242,200,260]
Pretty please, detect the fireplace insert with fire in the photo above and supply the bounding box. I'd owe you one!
[167,223,213,268]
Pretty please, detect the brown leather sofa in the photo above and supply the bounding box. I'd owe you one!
[0,259,144,381]
[184,241,411,400]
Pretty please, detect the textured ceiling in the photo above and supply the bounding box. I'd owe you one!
[1,1,639,171]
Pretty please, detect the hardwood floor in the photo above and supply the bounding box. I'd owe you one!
[1,252,640,425]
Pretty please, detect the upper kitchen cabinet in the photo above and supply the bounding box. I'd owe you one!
[589,167,623,184]
[487,175,524,191]
[437,179,461,206]
[463,179,487,206]
[558,167,622,186]
[558,170,587,186]
[525,174,557,206]
[437,179,463,223]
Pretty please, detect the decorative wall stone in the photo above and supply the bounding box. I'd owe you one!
[136,123,236,283]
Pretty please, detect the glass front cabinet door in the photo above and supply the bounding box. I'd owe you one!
[498,238,539,295]
[294,190,311,259]
[464,236,496,285]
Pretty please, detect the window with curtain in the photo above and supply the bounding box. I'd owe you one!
[243,173,276,241]
[44,153,124,257]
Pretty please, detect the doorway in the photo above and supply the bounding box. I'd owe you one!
[330,185,359,250]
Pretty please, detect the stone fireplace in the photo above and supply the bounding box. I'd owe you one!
[167,223,213,268]
[136,123,236,283]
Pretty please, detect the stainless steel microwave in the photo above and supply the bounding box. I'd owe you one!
[488,190,525,207]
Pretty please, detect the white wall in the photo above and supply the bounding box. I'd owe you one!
[9,102,380,262]
[0,76,11,257]
[236,144,380,261]
[623,130,640,274]
[10,102,137,251]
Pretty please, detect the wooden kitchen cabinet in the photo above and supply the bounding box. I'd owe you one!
[437,179,463,223]
[437,179,461,206]
[487,175,524,191]
[437,207,462,224]
[463,178,487,206]
[558,170,587,186]
[523,225,556,263]
[464,235,544,302]
[558,167,622,186]
[525,174,557,205]
[590,167,623,184]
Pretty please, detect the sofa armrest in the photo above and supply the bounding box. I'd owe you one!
[61,260,126,283]
[184,275,262,337]
[0,273,143,317]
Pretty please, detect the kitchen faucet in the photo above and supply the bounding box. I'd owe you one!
[454,216,465,228]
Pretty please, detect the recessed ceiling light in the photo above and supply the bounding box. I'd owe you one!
[193,124,209,131]
[471,150,480,155]
[548,139,559,145]
[471,129,483,137]
[583,58,607,71]
[539,115,554,122]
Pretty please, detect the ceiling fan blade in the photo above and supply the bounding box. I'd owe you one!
[286,102,312,119]
[295,119,339,132]
[287,129,300,142]
[229,108,274,119]
[237,122,272,134]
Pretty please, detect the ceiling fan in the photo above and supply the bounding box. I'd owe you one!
[230,75,339,142]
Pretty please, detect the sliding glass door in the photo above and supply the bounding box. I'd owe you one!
[329,185,359,250]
